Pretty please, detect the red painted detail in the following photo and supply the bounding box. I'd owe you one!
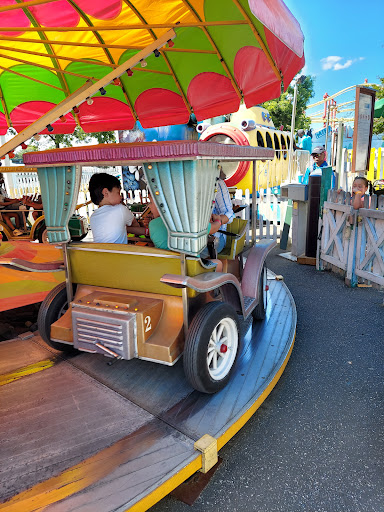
[265,28,305,92]
[78,97,135,132]
[21,143,28,149]
[135,89,189,129]
[76,0,122,20]
[10,102,76,133]
[248,0,304,58]
[28,0,79,27]
[234,46,281,107]
[265,285,269,291]
[0,111,8,135]
[200,124,250,187]
[220,344,228,354]
[8,152,15,158]
[0,1,30,36]
[187,73,240,121]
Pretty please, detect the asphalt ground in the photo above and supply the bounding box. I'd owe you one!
[152,247,384,512]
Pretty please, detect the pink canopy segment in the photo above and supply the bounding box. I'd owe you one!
[10,102,76,134]
[135,89,190,129]
[0,0,122,34]
[248,0,304,57]
[0,112,7,135]
[234,47,281,106]
[78,97,135,132]
[187,73,240,121]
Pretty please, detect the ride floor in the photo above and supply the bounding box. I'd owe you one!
[0,271,296,512]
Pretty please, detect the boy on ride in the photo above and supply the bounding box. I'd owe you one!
[89,173,146,243]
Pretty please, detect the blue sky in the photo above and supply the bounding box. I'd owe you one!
[284,0,383,114]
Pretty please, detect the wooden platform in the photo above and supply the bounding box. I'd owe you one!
[0,272,296,511]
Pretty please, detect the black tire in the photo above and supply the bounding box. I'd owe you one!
[35,221,47,243]
[252,265,267,321]
[37,282,76,352]
[183,301,240,394]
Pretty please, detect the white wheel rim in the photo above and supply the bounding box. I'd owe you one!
[207,317,238,381]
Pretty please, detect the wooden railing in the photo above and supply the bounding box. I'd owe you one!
[319,189,384,287]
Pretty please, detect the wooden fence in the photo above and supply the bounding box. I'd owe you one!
[319,189,384,287]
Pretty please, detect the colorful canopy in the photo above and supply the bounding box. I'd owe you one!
[0,0,305,135]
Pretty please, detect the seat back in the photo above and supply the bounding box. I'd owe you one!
[68,242,214,297]
[219,218,248,260]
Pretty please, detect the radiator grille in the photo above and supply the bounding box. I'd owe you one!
[72,308,136,360]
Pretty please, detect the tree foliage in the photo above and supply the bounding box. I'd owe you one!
[46,127,117,148]
[13,127,116,159]
[372,76,384,136]
[262,74,315,132]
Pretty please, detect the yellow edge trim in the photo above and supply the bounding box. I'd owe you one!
[127,457,202,512]
[131,331,296,511]
[0,358,56,386]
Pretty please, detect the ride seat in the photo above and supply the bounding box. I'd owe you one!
[68,242,215,297]
[218,218,248,260]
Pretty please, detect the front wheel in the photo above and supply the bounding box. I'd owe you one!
[38,282,76,352]
[183,301,240,394]
[252,265,268,321]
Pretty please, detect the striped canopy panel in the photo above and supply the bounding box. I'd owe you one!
[0,0,304,134]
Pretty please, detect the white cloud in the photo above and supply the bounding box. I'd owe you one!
[321,55,365,71]
[321,56,342,70]
[334,59,353,70]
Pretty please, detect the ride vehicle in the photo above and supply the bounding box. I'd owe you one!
[24,140,276,394]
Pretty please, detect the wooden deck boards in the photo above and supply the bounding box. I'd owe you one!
[0,274,296,511]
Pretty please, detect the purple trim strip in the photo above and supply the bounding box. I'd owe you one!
[24,141,275,166]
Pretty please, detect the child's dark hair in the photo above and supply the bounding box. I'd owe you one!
[353,176,373,195]
[89,173,121,205]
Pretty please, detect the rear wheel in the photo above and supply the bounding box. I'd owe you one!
[38,282,76,352]
[252,265,268,321]
[35,221,48,244]
[183,301,240,394]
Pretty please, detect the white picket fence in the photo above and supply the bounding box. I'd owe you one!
[320,189,384,287]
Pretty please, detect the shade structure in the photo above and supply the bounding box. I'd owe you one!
[374,98,384,118]
[0,0,305,136]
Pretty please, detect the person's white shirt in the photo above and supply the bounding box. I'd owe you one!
[90,203,134,244]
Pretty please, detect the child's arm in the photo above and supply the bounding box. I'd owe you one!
[352,191,363,210]
[126,216,147,236]
[209,215,222,234]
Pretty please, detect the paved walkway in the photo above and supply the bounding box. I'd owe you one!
[152,247,384,512]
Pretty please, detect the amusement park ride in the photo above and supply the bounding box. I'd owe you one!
[0,1,304,510]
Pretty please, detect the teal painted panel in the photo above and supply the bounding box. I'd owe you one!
[37,165,81,243]
[144,159,219,256]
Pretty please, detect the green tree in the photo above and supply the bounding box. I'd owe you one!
[13,126,117,160]
[46,127,117,149]
[372,76,384,136]
[262,74,315,132]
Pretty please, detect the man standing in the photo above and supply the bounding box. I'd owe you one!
[297,129,312,153]
[310,146,328,172]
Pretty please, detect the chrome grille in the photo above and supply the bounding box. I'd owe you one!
[72,307,136,360]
